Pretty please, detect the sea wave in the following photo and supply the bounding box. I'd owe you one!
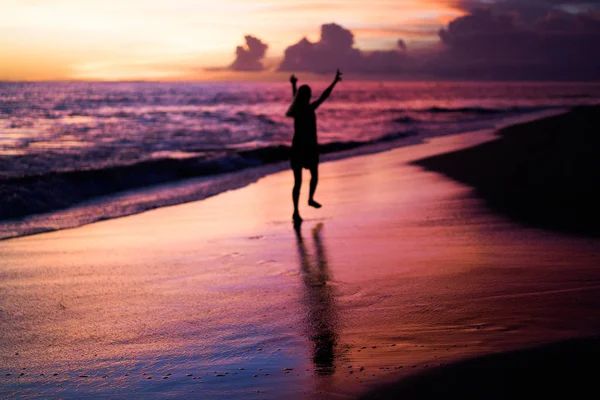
[0,130,417,221]
[2,80,599,239]
[426,106,509,114]
[2,108,569,241]
[387,106,548,116]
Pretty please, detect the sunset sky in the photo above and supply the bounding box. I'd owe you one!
[1,0,599,81]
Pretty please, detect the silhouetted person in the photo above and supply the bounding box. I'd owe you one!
[293,222,338,375]
[287,69,342,224]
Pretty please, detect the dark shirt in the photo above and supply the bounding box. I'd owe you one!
[292,105,318,152]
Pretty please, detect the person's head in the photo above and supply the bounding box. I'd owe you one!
[296,85,311,104]
[286,84,312,117]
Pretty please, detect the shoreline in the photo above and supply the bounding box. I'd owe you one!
[0,108,567,241]
[2,111,600,399]
[414,105,600,237]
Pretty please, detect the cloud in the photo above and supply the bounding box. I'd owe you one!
[221,4,599,81]
[277,23,410,74]
[438,8,530,57]
[275,14,600,79]
[449,1,600,22]
[535,8,600,32]
[428,7,600,80]
[229,35,269,71]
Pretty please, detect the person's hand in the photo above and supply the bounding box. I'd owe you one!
[334,69,343,83]
[290,74,298,85]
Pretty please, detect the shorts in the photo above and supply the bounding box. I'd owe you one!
[290,148,319,170]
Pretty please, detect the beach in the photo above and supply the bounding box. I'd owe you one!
[414,106,600,237]
[2,112,600,399]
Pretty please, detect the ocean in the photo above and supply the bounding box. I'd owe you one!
[1,81,599,239]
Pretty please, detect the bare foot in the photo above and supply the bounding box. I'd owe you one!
[293,213,303,223]
[308,199,322,209]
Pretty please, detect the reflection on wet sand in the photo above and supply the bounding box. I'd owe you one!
[294,222,339,376]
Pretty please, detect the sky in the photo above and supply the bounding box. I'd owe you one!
[1,0,599,81]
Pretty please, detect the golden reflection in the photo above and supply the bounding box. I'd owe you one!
[294,222,338,375]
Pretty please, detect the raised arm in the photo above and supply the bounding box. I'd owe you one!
[311,69,342,110]
[290,74,298,97]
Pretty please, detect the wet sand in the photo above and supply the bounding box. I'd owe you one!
[2,120,600,399]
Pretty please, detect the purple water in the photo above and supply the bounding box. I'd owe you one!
[1,81,599,238]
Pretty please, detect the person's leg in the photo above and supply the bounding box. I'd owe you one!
[292,166,303,221]
[308,166,322,208]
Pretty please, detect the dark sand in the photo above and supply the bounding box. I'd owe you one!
[414,106,600,236]
[361,337,600,399]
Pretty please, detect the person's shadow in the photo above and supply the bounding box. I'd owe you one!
[293,222,338,375]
